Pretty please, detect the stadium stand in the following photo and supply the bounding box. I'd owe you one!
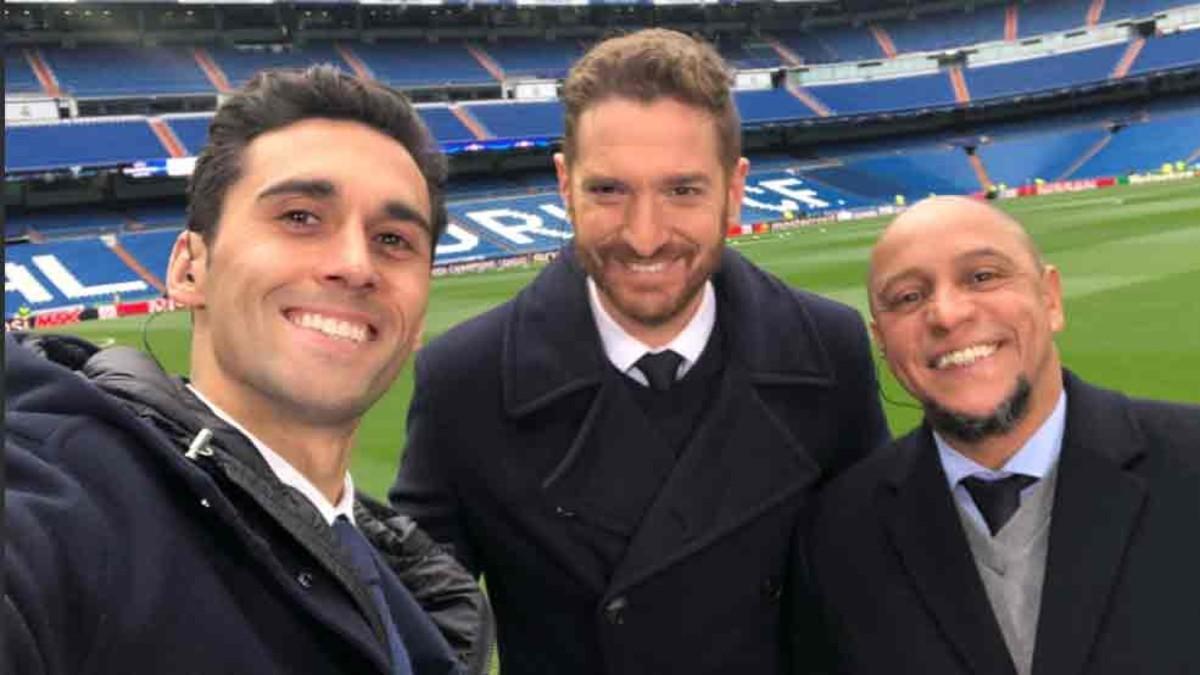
[41,45,212,98]
[5,237,156,313]
[880,5,1006,54]
[770,30,837,65]
[807,72,957,115]
[351,41,495,87]
[164,114,214,156]
[1070,110,1200,177]
[735,89,817,124]
[417,106,480,144]
[5,48,43,94]
[5,118,168,173]
[716,36,783,70]
[207,42,347,88]
[126,203,188,231]
[1128,29,1200,75]
[5,209,125,240]
[1101,0,1184,21]
[483,39,584,80]
[822,145,981,199]
[461,100,563,139]
[965,43,1127,101]
[778,25,882,64]
[976,127,1110,185]
[1018,0,1091,38]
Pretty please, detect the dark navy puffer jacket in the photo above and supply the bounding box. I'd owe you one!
[4,333,493,675]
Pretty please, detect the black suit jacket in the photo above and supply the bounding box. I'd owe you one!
[390,247,889,675]
[806,371,1200,675]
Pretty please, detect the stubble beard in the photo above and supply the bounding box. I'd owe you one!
[924,375,1033,443]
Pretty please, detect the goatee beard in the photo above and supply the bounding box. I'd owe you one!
[925,376,1032,443]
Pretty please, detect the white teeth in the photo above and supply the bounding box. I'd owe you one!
[934,343,998,370]
[289,312,368,344]
[626,261,667,273]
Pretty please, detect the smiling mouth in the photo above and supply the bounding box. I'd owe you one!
[285,310,374,344]
[931,342,999,370]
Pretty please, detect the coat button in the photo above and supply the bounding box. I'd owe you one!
[555,506,576,518]
[297,571,314,589]
[604,596,627,625]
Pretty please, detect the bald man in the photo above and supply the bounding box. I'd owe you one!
[801,197,1200,675]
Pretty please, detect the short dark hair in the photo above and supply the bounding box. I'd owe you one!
[562,29,741,169]
[187,64,448,246]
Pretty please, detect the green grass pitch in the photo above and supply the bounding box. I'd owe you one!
[43,179,1200,498]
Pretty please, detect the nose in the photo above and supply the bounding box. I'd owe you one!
[621,193,669,258]
[925,285,975,333]
[320,222,378,290]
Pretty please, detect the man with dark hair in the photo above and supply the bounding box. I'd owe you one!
[805,196,1200,675]
[390,30,889,675]
[5,66,490,675]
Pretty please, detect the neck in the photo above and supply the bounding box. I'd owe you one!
[944,371,1064,470]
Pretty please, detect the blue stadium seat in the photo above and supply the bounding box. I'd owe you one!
[1019,0,1090,38]
[880,5,1006,54]
[965,44,1126,101]
[735,89,816,124]
[42,45,211,97]
[740,170,873,222]
[127,203,188,231]
[806,25,885,62]
[462,101,563,139]
[417,106,478,144]
[5,47,43,94]
[823,145,980,199]
[770,31,839,65]
[352,41,494,88]
[115,230,177,281]
[447,192,573,257]
[6,209,128,239]
[1070,111,1200,177]
[485,39,585,79]
[1129,29,1200,75]
[807,72,956,115]
[718,38,783,70]
[165,114,213,156]
[1101,0,1183,21]
[5,237,156,314]
[5,119,168,173]
[976,127,1109,185]
[207,43,346,88]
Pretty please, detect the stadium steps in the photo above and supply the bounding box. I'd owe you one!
[1112,37,1146,78]
[465,44,505,82]
[765,37,804,67]
[968,151,993,190]
[148,118,187,158]
[1087,0,1106,26]
[335,42,374,80]
[450,103,492,140]
[1060,133,1113,180]
[949,66,972,104]
[26,48,62,97]
[869,24,898,58]
[192,47,232,94]
[1187,143,1200,164]
[1006,4,1019,42]
[105,234,166,294]
[785,81,832,117]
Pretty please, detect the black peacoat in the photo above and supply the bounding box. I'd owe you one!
[805,371,1200,675]
[391,246,889,675]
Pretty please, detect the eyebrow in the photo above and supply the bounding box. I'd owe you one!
[662,173,712,187]
[257,178,432,234]
[875,246,1019,296]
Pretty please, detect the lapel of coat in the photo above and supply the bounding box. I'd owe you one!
[880,428,1017,675]
[1031,372,1148,675]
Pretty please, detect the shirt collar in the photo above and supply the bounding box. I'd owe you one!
[187,384,356,526]
[587,277,717,384]
[935,389,1067,489]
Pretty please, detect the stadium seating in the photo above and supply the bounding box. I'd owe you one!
[777,26,882,64]
[351,41,495,88]
[5,48,43,94]
[165,115,213,156]
[5,237,156,313]
[127,203,188,230]
[770,30,838,65]
[484,39,585,80]
[807,72,956,115]
[207,42,346,89]
[717,37,783,70]
[462,100,563,139]
[976,127,1109,185]
[417,106,479,144]
[735,89,817,124]
[965,43,1126,101]
[1129,29,1200,75]
[41,45,212,97]
[1070,110,1200,177]
[819,145,981,199]
[880,5,1006,54]
[6,118,168,173]
[1018,0,1090,38]
[1101,0,1183,21]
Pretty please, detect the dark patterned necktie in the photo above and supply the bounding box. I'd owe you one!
[333,517,414,675]
[635,350,684,391]
[961,474,1039,536]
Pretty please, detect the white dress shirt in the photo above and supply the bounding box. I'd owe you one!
[188,384,356,526]
[587,277,717,387]
[935,391,1067,535]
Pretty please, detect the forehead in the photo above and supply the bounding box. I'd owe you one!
[236,117,429,210]
[871,205,1035,285]
[572,97,722,173]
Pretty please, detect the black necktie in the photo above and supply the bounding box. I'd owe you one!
[332,517,413,675]
[961,474,1039,536]
[635,350,684,391]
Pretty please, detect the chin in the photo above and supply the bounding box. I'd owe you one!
[924,376,1032,443]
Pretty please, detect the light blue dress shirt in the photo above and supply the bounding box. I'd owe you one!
[935,391,1068,535]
